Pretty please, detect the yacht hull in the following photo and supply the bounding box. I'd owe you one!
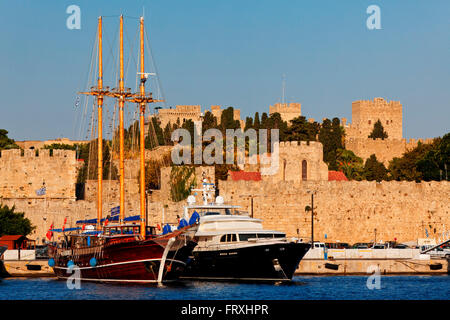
[48,234,197,284]
[182,241,310,282]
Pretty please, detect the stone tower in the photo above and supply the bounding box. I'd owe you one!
[347,97,402,140]
[269,102,301,123]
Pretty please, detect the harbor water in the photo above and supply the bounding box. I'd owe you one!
[1,275,449,300]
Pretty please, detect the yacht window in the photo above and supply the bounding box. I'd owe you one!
[257,233,273,238]
[239,233,257,241]
[274,233,286,238]
[220,235,227,242]
[225,208,232,215]
[205,211,220,216]
[231,234,237,242]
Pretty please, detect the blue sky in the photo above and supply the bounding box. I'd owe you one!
[0,0,449,141]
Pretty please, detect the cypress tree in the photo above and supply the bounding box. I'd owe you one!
[368,119,388,140]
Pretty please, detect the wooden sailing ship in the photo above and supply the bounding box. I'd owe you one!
[47,15,198,284]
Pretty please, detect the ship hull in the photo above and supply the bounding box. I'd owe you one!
[48,235,197,284]
[182,241,310,282]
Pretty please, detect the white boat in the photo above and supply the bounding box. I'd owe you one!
[178,179,311,282]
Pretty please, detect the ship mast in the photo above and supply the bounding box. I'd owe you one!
[80,17,110,231]
[128,16,164,238]
[107,15,131,225]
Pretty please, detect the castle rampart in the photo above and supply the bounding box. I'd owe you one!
[0,149,77,199]
[269,102,301,123]
[218,179,450,243]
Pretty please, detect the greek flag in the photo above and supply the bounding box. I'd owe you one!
[110,206,120,216]
[36,187,46,196]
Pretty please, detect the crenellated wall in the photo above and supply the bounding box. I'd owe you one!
[345,137,436,165]
[0,149,77,199]
[269,102,301,123]
[218,179,450,243]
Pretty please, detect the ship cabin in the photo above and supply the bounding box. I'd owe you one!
[182,203,287,250]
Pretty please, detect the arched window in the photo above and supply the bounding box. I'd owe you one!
[302,160,307,181]
[282,159,287,181]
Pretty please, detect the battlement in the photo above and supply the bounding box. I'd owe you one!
[269,102,301,123]
[158,105,201,114]
[346,137,435,145]
[279,140,323,149]
[269,102,301,113]
[0,148,76,160]
[353,97,402,109]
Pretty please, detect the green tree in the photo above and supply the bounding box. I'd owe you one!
[220,107,239,133]
[261,112,269,129]
[244,116,253,131]
[203,111,218,133]
[0,204,35,237]
[388,141,435,181]
[145,117,164,149]
[253,112,261,131]
[76,140,118,183]
[0,129,19,150]
[417,133,450,181]
[170,166,196,202]
[364,154,388,182]
[368,119,388,140]
[319,118,344,170]
[336,149,365,180]
[284,116,318,142]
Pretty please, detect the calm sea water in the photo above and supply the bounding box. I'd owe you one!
[0,275,449,300]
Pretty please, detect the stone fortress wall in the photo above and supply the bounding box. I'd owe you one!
[269,102,301,123]
[343,97,433,165]
[0,149,77,199]
[249,141,328,182]
[154,104,245,129]
[345,137,435,165]
[218,179,450,244]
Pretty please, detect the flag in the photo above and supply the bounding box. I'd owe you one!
[62,217,68,232]
[110,206,120,216]
[46,223,54,241]
[36,187,46,196]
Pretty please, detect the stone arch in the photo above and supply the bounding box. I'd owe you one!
[302,159,307,181]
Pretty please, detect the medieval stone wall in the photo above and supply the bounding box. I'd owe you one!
[345,138,435,165]
[0,149,77,199]
[156,105,202,128]
[348,97,402,140]
[251,141,328,181]
[218,179,450,244]
[269,102,301,123]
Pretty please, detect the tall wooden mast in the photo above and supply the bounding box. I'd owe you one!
[128,16,163,238]
[118,15,126,224]
[106,15,133,225]
[80,16,110,231]
[138,17,146,238]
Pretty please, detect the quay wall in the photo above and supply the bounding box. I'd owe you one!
[295,258,449,275]
[218,180,450,243]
